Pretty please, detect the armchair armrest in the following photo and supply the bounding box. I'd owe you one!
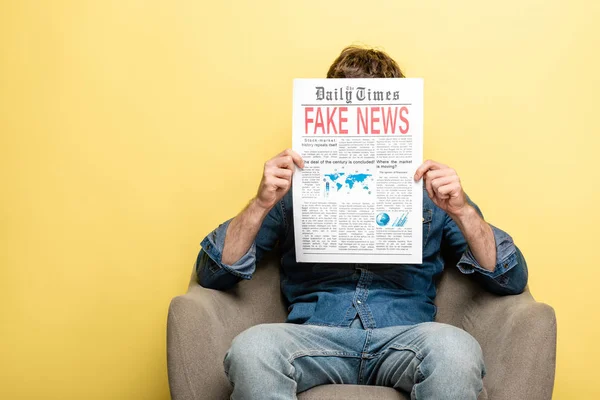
[167,254,287,400]
[462,289,556,400]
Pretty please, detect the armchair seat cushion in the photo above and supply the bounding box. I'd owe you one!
[298,384,408,400]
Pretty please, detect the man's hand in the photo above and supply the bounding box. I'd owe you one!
[414,160,469,218]
[255,148,304,211]
[414,159,497,271]
[221,148,303,265]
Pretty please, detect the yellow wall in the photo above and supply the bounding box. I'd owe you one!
[1,1,598,398]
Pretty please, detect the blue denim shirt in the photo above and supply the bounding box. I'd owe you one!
[196,190,528,329]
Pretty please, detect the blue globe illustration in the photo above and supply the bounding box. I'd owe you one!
[376,212,390,226]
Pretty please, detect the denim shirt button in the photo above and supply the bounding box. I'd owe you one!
[357,300,362,304]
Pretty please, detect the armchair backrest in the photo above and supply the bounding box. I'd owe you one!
[190,254,288,326]
[433,267,486,328]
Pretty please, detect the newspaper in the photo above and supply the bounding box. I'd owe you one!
[292,78,423,264]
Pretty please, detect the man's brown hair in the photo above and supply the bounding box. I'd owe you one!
[327,46,405,79]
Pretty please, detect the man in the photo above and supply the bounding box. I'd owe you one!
[196,46,528,400]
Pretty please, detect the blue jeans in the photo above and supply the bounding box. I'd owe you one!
[224,321,486,399]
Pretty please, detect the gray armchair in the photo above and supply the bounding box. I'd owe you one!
[167,255,556,399]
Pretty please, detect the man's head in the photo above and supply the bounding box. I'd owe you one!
[327,46,405,79]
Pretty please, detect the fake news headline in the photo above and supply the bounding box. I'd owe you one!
[303,105,410,135]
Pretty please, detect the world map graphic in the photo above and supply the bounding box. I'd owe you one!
[323,172,373,196]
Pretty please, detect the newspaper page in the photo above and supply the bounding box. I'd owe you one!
[292,78,423,264]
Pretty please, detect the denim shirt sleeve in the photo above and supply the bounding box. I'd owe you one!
[441,197,528,295]
[195,200,285,290]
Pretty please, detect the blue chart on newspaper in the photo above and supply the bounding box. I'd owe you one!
[323,171,373,199]
[292,78,424,264]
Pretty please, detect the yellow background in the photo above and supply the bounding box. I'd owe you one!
[1,1,598,399]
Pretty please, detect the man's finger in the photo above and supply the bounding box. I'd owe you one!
[414,159,444,181]
[275,155,294,169]
[424,169,447,184]
[437,182,461,197]
[280,148,305,169]
[268,176,291,191]
[289,150,305,169]
[272,167,293,180]
[430,175,456,192]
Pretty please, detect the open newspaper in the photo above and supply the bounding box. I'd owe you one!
[292,78,423,264]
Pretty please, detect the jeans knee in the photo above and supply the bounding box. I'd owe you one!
[425,324,485,375]
[224,324,288,376]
